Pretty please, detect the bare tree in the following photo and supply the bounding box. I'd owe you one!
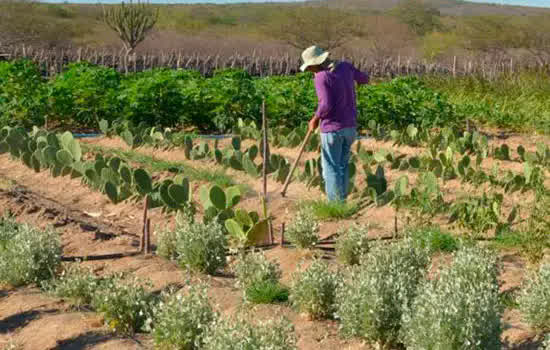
[267,5,360,51]
[103,0,159,55]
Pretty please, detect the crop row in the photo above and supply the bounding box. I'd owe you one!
[0,59,462,132]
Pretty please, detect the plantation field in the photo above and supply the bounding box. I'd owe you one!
[1,60,550,350]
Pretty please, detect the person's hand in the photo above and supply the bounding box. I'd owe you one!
[308,115,320,133]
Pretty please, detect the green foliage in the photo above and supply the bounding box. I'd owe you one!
[0,60,46,127]
[301,199,359,220]
[202,316,297,350]
[149,284,216,350]
[174,220,227,275]
[42,264,110,307]
[335,224,370,265]
[392,0,442,36]
[245,281,289,304]
[518,263,550,332]
[47,62,120,126]
[402,246,502,350]
[225,209,268,248]
[285,209,319,249]
[408,226,459,254]
[291,260,342,320]
[336,241,429,348]
[233,251,281,289]
[0,220,61,287]
[91,276,156,335]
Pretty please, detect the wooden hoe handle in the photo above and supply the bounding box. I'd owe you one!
[281,127,314,197]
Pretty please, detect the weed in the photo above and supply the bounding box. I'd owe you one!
[300,199,359,220]
[291,259,341,320]
[148,284,216,349]
[245,281,289,304]
[203,316,297,350]
[0,222,61,287]
[91,276,156,335]
[336,240,429,348]
[408,226,458,254]
[402,246,502,350]
[285,209,319,249]
[335,224,370,265]
[518,263,550,332]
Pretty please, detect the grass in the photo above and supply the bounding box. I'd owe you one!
[245,281,289,304]
[408,226,459,254]
[299,199,359,220]
[82,143,250,192]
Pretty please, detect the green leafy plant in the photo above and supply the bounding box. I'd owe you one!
[518,263,550,332]
[91,276,156,335]
[148,284,217,350]
[174,220,227,275]
[300,199,359,220]
[290,260,342,320]
[245,281,289,304]
[408,226,458,254]
[224,209,269,249]
[402,246,502,350]
[336,241,429,349]
[335,224,370,265]
[202,316,297,350]
[0,221,61,287]
[285,209,319,249]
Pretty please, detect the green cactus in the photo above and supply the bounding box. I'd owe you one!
[214,149,223,164]
[0,142,9,154]
[134,168,152,195]
[160,181,178,209]
[51,163,63,178]
[242,154,259,177]
[247,145,258,161]
[225,210,268,247]
[229,155,243,171]
[184,136,193,159]
[109,157,122,172]
[225,186,241,208]
[85,169,100,188]
[56,149,74,166]
[104,181,119,204]
[209,185,226,210]
[101,168,120,186]
[22,151,32,168]
[46,133,59,149]
[121,130,134,148]
[30,155,41,173]
[66,139,82,163]
[119,165,132,184]
[367,165,387,195]
[71,161,84,179]
[42,146,58,165]
[231,137,241,151]
[99,119,110,135]
[168,183,190,206]
[27,139,37,153]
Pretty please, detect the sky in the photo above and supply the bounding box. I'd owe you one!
[38,0,550,7]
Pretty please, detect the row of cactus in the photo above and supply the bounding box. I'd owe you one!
[100,119,186,150]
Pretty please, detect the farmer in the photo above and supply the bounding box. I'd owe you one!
[301,45,369,201]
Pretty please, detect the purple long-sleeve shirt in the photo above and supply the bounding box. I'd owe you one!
[314,61,369,133]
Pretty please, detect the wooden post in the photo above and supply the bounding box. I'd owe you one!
[141,195,149,253]
[280,223,285,247]
[453,56,457,77]
[146,218,151,254]
[261,99,273,244]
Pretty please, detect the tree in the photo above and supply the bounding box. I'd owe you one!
[267,5,361,51]
[103,0,159,55]
[392,0,441,36]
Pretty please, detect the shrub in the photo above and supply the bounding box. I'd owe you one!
[234,251,281,289]
[402,246,502,350]
[302,199,359,220]
[175,221,227,275]
[408,226,458,254]
[91,276,156,335]
[0,223,61,287]
[543,334,550,350]
[285,209,319,249]
[336,241,429,348]
[291,259,342,320]
[149,284,216,350]
[335,224,370,265]
[156,226,180,260]
[245,281,289,304]
[202,316,297,350]
[42,264,107,307]
[519,263,550,332]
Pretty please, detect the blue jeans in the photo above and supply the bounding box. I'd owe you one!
[320,128,357,201]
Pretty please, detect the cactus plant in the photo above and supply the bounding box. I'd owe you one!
[56,149,73,166]
[231,137,241,151]
[199,185,241,223]
[184,136,193,159]
[99,119,110,135]
[134,168,153,195]
[242,154,259,177]
[104,181,119,204]
[121,130,134,148]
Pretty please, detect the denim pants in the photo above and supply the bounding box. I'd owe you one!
[320,127,357,201]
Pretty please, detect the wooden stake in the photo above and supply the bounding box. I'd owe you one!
[281,223,285,247]
[145,218,151,255]
[261,99,273,244]
[141,195,149,253]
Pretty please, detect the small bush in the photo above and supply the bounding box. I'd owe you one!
[245,281,289,304]
[542,334,550,350]
[291,260,342,320]
[175,221,227,275]
[285,209,319,249]
[0,223,61,287]
[234,251,281,289]
[335,224,370,265]
[149,284,216,350]
[42,265,107,307]
[91,276,156,335]
[409,226,458,254]
[302,200,359,220]
[519,263,550,332]
[336,241,429,348]
[202,316,297,350]
[402,246,502,350]
[156,226,180,260]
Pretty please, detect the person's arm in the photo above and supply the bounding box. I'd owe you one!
[309,73,333,132]
[352,65,369,85]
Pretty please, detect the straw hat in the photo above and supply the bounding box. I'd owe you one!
[300,46,330,72]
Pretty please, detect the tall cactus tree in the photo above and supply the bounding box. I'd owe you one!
[103,0,159,55]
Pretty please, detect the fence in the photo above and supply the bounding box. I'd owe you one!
[0,45,546,79]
